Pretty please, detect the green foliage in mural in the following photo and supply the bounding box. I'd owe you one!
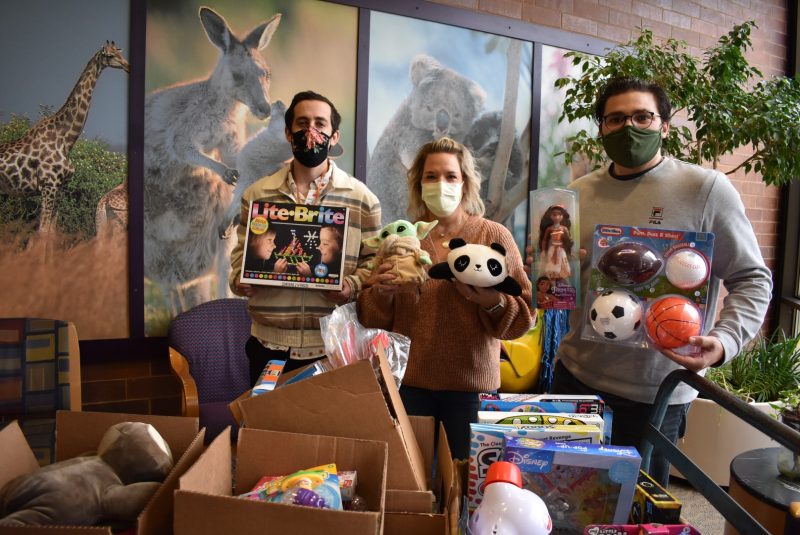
[0,114,127,245]
[555,21,800,186]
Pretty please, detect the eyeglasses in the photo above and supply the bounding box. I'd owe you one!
[600,111,660,130]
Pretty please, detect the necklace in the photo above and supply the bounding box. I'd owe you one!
[435,214,468,248]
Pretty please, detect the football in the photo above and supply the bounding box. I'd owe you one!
[597,241,663,286]
[589,289,643,341]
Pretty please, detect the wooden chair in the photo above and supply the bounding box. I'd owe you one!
[168,298,251,443]
[0,318,81,465]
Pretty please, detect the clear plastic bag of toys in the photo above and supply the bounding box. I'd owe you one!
[581,224,714,355]
[319,302,409,387]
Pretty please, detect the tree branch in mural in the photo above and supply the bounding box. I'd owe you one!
[468,38,526,223]
[143,7,281,314]
[0,42,129,241]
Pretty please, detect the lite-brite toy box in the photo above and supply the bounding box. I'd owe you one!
[503,437,641,533]
[582,225,714,355]
[468,423,603,511]
[630,470,682,525]
[240,200,349,290]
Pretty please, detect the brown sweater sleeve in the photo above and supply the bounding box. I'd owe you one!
[478,221,534,340]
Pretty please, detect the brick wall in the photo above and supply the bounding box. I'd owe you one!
[81,352,182,416]
[83,0,790,416]
[429,0,788,274]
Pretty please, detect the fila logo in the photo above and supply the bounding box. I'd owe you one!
[650,206,663,225]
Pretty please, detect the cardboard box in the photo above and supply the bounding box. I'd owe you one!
[174,426,387,535]
[503,437,641,530]
[384,419,457,535]
[630,470,682,524]
[236,348,427,490]
[0,410,203,535]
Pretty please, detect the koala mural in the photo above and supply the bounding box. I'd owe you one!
[463,111,524,212]
[368,55,486,224]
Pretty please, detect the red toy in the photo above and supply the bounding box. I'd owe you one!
[644,296,702,349]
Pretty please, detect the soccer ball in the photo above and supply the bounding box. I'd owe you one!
[589,289,643,341]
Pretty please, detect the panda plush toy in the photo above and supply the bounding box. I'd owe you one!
[429,238,522,296]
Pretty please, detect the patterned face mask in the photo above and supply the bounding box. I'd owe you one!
[291,127,332,168]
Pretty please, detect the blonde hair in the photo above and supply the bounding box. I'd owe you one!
[406,137,485,220]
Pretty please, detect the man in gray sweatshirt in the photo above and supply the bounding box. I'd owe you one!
[552,77,773,487]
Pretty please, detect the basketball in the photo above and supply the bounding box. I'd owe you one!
[645,296,702,349]
[665,248,709,290]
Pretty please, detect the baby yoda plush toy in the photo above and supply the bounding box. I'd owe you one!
[0,421,174,528]
[363,219,438,290]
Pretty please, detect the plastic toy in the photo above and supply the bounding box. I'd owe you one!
[589,289,643,341]
[664,248,709,290]
[644,295,702,349]
[597,242,663,286]
[429,238,522,296]
[468,461,552,535]
[500,311,544,392]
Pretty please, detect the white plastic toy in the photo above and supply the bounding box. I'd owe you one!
[665,248,709,290]
[589,288,642,341]
[468,461,552,535]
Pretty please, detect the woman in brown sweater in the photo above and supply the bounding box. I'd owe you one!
[358,137,533,459]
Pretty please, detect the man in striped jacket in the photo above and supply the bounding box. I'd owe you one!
[230,91,381,384]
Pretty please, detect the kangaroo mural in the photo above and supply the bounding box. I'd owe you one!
[144,7,281,317]
[0,41,129,236]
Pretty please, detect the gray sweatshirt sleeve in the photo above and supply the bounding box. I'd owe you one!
[703,173,773,363]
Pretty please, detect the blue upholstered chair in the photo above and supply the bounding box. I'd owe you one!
[0,318,82,465]
[168,298,251,443]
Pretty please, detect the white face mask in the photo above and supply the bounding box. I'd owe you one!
[421,181,463,217]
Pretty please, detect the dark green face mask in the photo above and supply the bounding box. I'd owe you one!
[601,125,662,169]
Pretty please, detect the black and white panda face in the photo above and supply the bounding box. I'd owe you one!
[447,242,508,287]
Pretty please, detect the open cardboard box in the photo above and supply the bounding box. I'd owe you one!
[174,426,388,535]
[235,346,427,491]
[384,417,459,535]
[0,410,203,534]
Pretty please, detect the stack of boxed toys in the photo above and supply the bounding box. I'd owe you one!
[469,393,695,534]
[205,339,457,535]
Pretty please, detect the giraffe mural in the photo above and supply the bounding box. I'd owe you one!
[95,179,128,235]
[0,41,129,235]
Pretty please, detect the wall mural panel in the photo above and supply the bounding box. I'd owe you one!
[0,0,131,340]
[537,45,597,190]
[143,0,358,336]
[365,10,533,249]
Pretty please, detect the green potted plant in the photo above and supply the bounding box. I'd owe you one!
[690,330,800,484]
[553,20,800,187]
[772,390,800,480]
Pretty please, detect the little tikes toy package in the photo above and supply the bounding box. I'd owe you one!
[581,225,714,355]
